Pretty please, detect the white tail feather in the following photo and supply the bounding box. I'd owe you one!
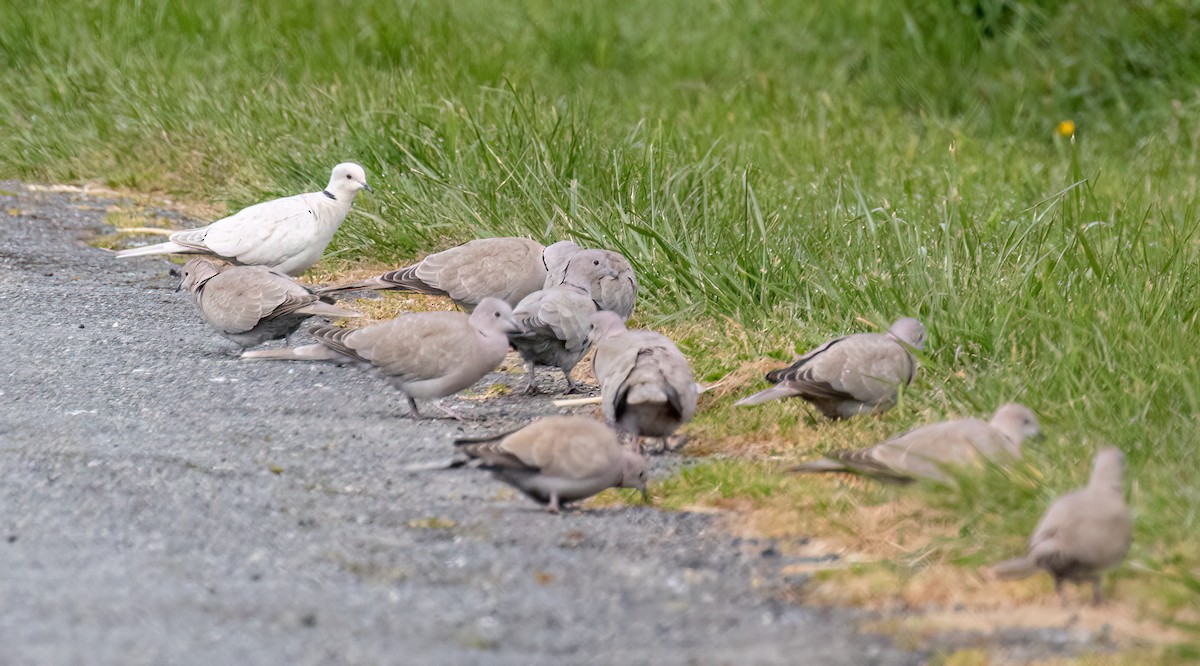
[114,241,195,258]
[990,556,1039,580]
[241,344,344,361]
[734,385,798,406]
[791,459,850,474]
[402,458,466,472]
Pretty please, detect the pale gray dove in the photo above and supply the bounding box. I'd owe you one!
[508,258,618,394]
[241,297,517,418]
[178,257,359,352]
[453,416,648,513]
[736,317,926,418]
[991,447,1133,605]
[544,248,637,319]
[794,403,1041,483]
[117,163,370,276]
[589,311,698,454]
[316,237,554,310]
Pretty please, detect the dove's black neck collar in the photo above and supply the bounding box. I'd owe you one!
[322,190,337,200]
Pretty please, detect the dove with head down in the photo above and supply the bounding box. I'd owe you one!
[736,318,926,419]
[178,257,359,353]
[452,416,648,513]
[589,311,698,454]
[242,297,518,419]
[317,237,560,311]
[507,257,620,394]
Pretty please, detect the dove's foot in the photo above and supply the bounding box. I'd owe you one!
[561,371,582,394]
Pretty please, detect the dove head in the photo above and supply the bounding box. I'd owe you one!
[563,249,620,286]
[601,250,635,277]
[618,448,649,499]
[989,403,1041,455]
[177,258,223,293]
[1088,446,1126,493]
[888,317,926,351]
[543,240,582,273]
[470,297,520,335]
[588,310,628,344]
[326,162,372,199]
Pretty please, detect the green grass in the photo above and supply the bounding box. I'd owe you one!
[3,0,1200,638]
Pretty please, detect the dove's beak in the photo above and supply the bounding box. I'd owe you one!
[640,486,650,503]
[361,181,373,193]
[502,315,521,335]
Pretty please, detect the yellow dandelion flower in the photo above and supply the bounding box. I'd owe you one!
[1056,119,1076,138]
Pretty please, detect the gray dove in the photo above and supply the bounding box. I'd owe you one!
[117,163,371,276]
[544,248,637,319]
[453,416,648,513]
[508,258,617,394]
[794,403,1041,483]
[316,237,554,310]
[736,317,926,418]
[991,447,1133,605]
[241,297,518,418]
[178,257,359,352]
[590,311,698,454]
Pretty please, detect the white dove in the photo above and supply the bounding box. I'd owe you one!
[116,162,371,276]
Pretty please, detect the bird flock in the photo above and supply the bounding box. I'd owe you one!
[115,162,1133,606]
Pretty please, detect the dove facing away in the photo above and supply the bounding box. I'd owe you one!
[116,163,371,276]
[178,258,359,352]
[544,248,637,319]
[794,403,1041,483]
[736,318,926,419]
[242,297,518,418]
[316,237,553,310]
[589,311,698,454]
[507,257,618,394]
[453,416,648,513]
[991,447,1133,605]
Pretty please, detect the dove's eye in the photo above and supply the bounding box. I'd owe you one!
[346,174,352,179]
[493,312,500,318]
[592,260,599,266]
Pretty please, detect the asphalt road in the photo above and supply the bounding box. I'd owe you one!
[0,183,919,665]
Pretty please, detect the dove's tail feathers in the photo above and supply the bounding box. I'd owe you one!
[824,449,917,484]
[791,459,851,474]
[241,344,346,362]
[115,241,198,259]
[315,276,394,296]
[734,385,799,406]
[317,266,448,298]
[294,302,361,319]
[625,382,669,407]
[990,556,1040,580]
[453,425,526,446]
[402,457,469,472]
